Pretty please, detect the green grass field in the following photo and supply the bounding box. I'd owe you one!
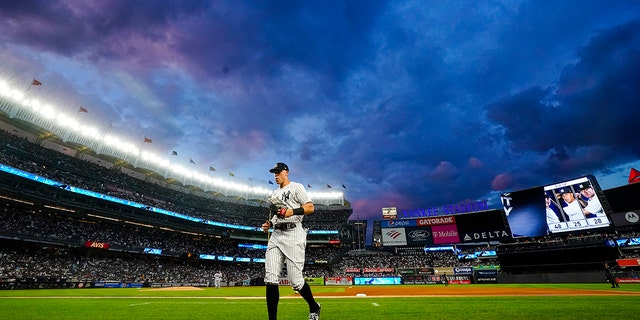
[0,284,639,320]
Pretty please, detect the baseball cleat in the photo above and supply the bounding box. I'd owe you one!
[309,303,321,320]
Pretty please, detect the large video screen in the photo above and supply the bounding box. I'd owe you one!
[501,175,612,238]
[353,277,402,285]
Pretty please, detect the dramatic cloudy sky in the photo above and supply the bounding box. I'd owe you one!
[1,0,639,222]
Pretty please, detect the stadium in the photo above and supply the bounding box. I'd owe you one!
[2,81,640,319]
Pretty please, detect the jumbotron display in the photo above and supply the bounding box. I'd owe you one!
[501,175,612,238]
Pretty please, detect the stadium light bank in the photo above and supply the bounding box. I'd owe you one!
[0,79,343,204]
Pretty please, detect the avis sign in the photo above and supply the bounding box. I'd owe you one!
[84,241,110,249]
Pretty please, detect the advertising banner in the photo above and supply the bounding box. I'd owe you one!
[447,274,472,284]
[433,267,454,275]
[380,219,415,228]
[405,226,434,246]
[363,268,395,273]
[84,241,110,249]
[427,275,444,284]
[475,269,498,276]
[610,210,640,227]
[455,210,511,243]
[397,268,416,275]
[431,224,459,244]
[416,216,456,226]
[278,278,292,286]
[381,227,407,246]
[304,277,325,286]
[475,269,499,284]
[475,276,498,283]
[382,207,397,219]
[453,267,473,275]
[616,258,640,267]
[417,267,434,275]
[353,277,402,285]
[617,278,640,283]
[325,276,353,285]
[403,275,431,284]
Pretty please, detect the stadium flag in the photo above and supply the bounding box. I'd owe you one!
[629,168,640,184]
[209,166,216,172]
[189,158,195,164]
[229,172,235,177]
[269,180,274,185]
[143,137,152,143]
[172,150,178,156]
[307,184,312,188]
[78,106,88,113]
[342,184,347,189]
[32,79,42,86]
[327,184,332,188]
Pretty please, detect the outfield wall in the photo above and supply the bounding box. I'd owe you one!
[497,271,605,283]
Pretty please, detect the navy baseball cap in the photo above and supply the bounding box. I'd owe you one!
[578,182,592,190]
[269,162,289,173]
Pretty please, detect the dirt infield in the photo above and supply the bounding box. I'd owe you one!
[146,285,639,297]
[313,285,638,297]
[145,286,205,292]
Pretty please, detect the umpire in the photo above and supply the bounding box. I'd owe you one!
[261,162,321,320]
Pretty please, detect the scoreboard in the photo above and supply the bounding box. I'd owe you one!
[501,175,613,238]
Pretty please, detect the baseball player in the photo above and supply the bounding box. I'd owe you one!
[578,183,605,218]
[557,187,585,221]
[214,270,223,289]
[261,162,321,320]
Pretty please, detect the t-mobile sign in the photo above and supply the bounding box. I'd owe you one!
[431,224,459,244]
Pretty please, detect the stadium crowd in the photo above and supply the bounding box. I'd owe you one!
[2,128,640,288]
[0,198,507,285]
[0,203,341,264]
[0,129,348,231]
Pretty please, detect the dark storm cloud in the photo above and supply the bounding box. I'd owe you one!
[557,21,640,147]
[2,1,640,224]
[0,1,209,60]
[486,20,640,188]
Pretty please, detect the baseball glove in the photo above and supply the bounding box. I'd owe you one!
[269,203,287,218]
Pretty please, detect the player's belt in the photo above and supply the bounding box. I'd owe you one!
[274,222,297,231]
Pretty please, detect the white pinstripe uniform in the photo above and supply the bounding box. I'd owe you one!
[265,181,311,290]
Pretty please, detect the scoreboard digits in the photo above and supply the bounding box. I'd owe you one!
[552,217,608,233]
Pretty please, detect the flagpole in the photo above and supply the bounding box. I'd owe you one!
[134,140,142,168]
[137,137,152,168]
[166,150,177,179]
[23,79,42,101]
